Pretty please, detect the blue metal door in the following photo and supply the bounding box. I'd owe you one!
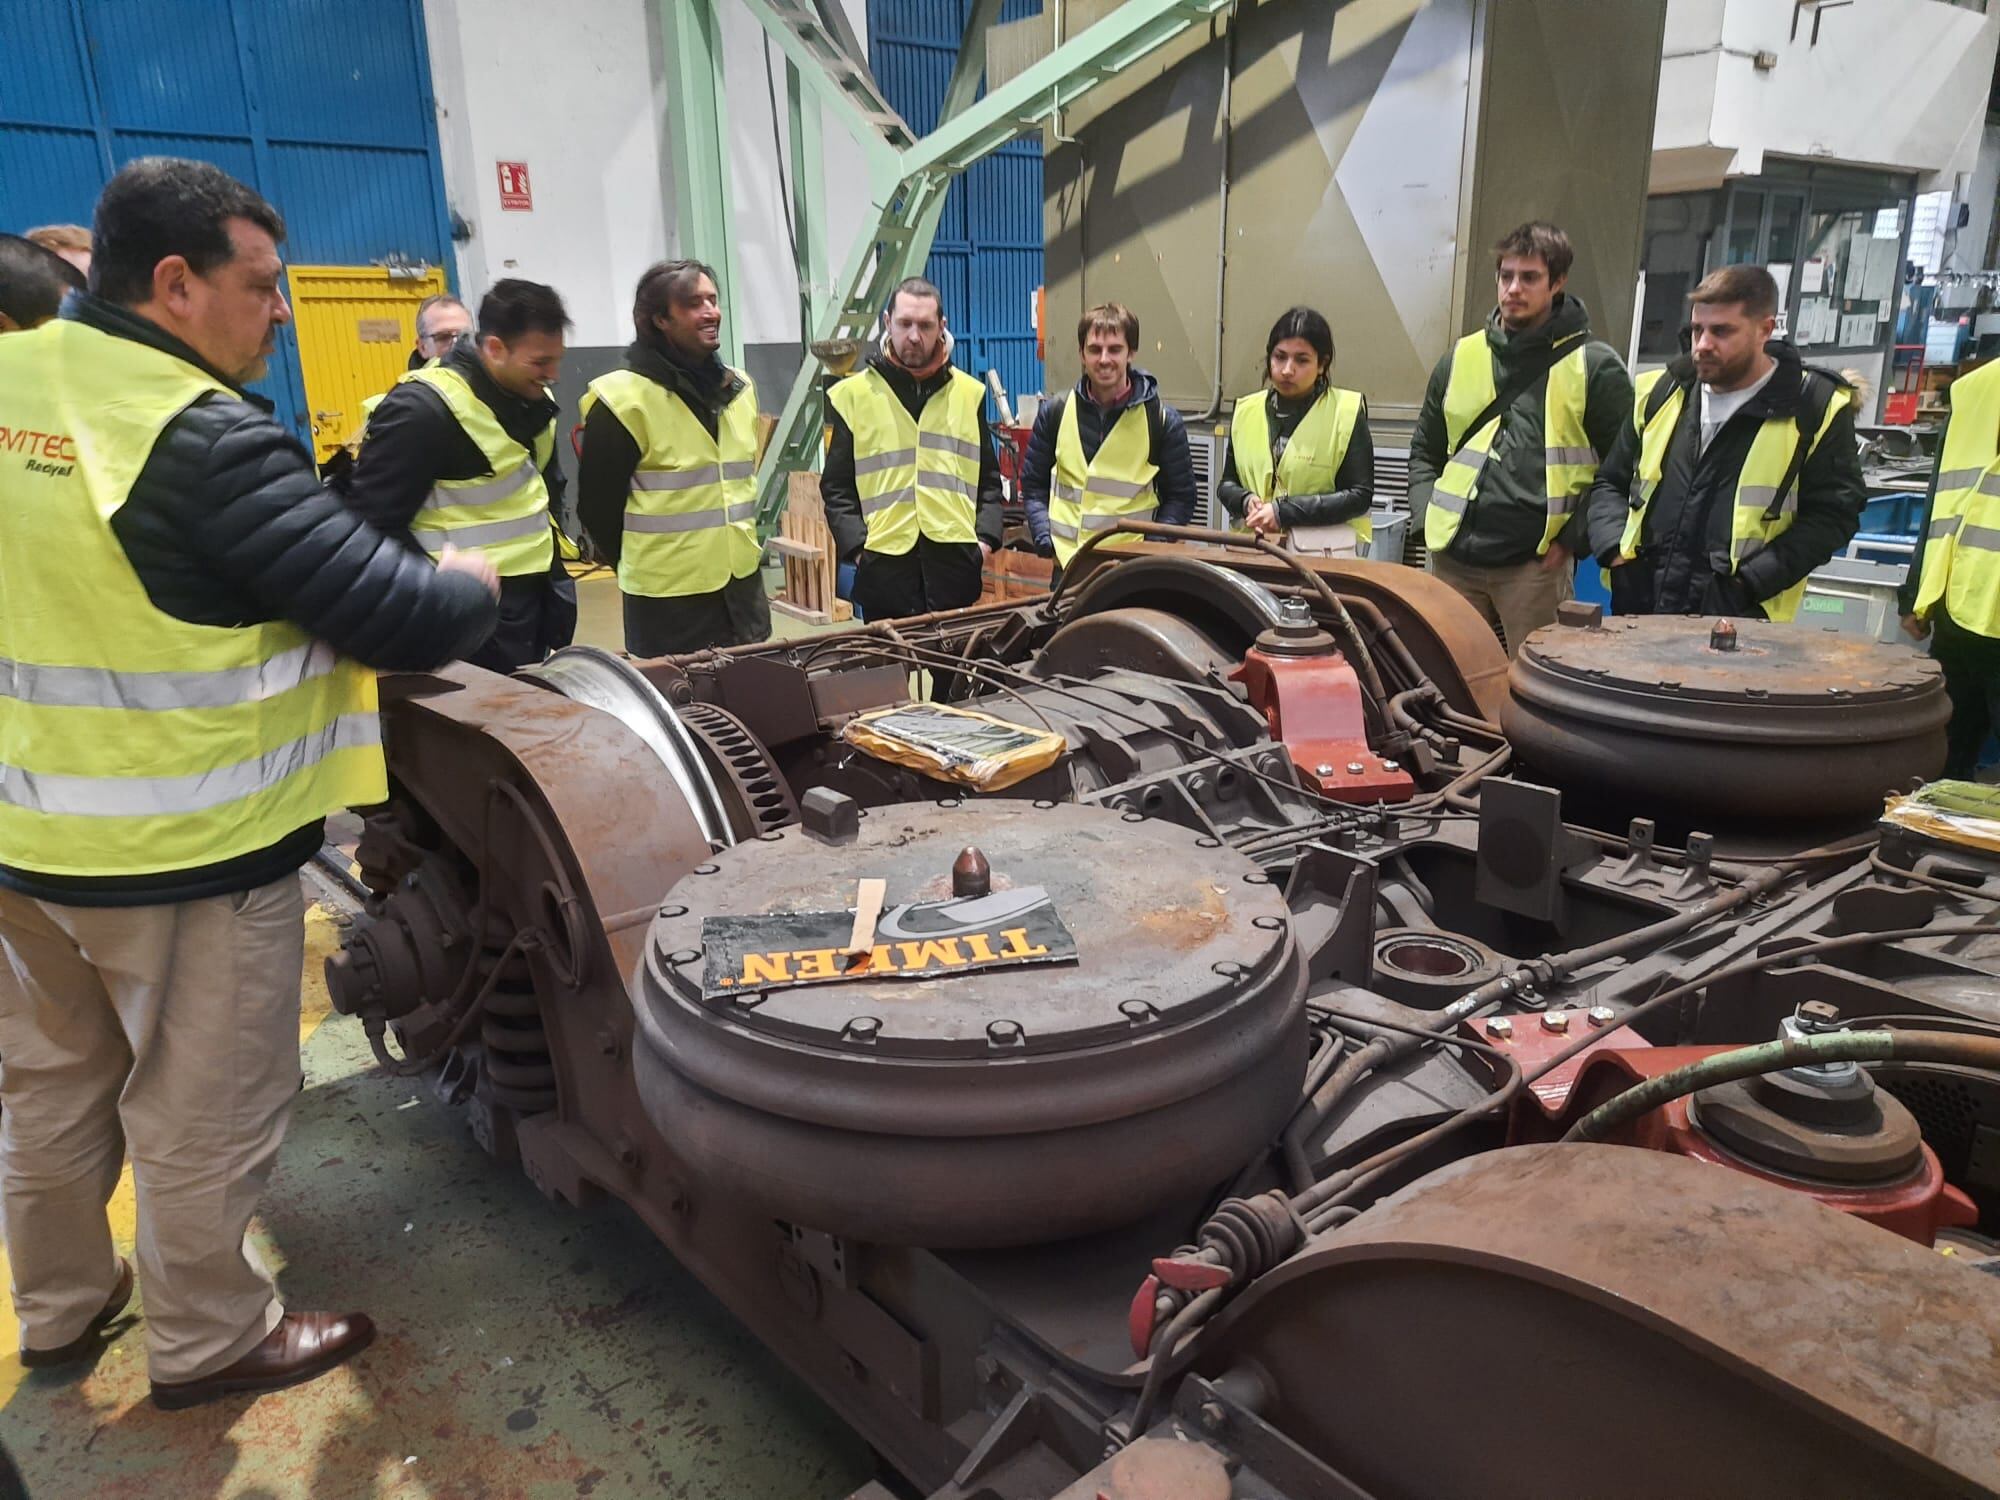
[868,0,1046,414]
[0,0,456,443]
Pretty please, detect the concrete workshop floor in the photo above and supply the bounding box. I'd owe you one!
[0,903,876,1499]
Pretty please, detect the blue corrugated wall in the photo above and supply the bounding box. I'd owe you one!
[0,0,454,441]
[868,0,1046,414]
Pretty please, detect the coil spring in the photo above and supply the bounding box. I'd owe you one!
[478,947,557,1114]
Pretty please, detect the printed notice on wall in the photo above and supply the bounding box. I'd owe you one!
[496,161,532,212]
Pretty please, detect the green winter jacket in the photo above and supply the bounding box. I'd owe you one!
[1407,294,1634,567]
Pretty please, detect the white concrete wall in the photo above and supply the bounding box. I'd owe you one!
[1653,0,1999,190]
[421,0,870,350]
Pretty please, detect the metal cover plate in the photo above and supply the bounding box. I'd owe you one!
[1519,615,1937,706]
[651,800,1289,1058]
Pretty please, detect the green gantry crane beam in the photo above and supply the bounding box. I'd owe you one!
[744,0,1238,532]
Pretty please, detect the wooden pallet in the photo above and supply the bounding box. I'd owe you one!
[770,471,853,626]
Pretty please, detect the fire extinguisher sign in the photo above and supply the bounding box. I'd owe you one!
[496,161,532,212]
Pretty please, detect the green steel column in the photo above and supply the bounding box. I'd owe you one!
[660,0,743,368]
[788,60,830,468]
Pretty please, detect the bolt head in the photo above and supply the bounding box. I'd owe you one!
[1587,1006,1616,1027]
[846,1016,881,1041]
[1198,1399,1228,1435]
[1541,1010,1570,1034]
[1797,1000,1842,1028]
[1346,761,1366,775]
[1120,1000,1152,1021]
[1488,1016,1515,1039]
[1315,762,1336,776]
[987,1019,1023,1045]
[1381,759,1399,772]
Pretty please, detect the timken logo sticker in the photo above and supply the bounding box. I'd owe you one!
[699,887,1077,999]
[2,426,79,478]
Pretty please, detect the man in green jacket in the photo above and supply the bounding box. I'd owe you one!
[1408,222,1634,655]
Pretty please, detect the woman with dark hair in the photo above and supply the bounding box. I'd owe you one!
[1216,306,1374,555]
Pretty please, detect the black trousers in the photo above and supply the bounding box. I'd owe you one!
[465,568,577,673]
[1931,609,2000,779]
[622,568,773,658]
[852,536,982,622]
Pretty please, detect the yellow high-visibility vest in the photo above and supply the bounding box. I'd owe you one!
[0,319,383,877]
[397,363,556,577]
[580,368,762,598]
[1620,367,1851,623]
[1048,395,1158,568]
[1913,361,2000,635]
[1230,386,1371,546]
[828,366,985,555]
[1425,329,1595,556]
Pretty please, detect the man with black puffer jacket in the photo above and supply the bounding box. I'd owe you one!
[1019,301,1198,583]
[1585,264,1863,620]
[0,158,497,1413]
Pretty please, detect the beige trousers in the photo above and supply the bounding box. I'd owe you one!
[1428,551,1574,658]
[0,875,303,1381]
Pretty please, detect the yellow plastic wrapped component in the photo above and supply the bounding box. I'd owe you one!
[841,703,1066,792]
[1882,780,2000,854]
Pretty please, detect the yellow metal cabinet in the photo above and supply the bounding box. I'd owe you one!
[288,264,450,462]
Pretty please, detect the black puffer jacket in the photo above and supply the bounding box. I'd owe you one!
[1215,385,1375,529]
[0,297,498,907]
[1583,341,1864,617]
[1017,367,1199,553]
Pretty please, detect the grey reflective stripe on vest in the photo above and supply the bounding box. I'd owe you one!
[624,500,758,534]
[1082,505,1158,532]
[1084,475,1150,500]
[1053,481,1083,505]
[1961,524,2000,552]
[420,457,535,513]
[629,460,762,493]
[1937,467,2000,496]
[1633,477,1657,507]
[1737,484,1797,522]
[1050,520,1079,540]
[860,486,918,517]
[1545,446,1597,467]
[855,448,916,478]
[918,469,976,501]
[1438,445,1485,499]
[412,510,551,554]
[0,640,339,713]
[1429,483,1472,517]
[632,465,723,492]
[919,431,980,462]
[0,712,381,818]
[1933,514,1965,540]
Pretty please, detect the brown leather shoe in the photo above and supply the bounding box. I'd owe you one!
[149,1311,375,1411]
[20,1258,135,1369]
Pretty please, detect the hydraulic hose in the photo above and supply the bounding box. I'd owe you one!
[1562,1028,2000,1144]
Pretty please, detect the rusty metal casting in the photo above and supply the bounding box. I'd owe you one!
[326,544,2000,1499]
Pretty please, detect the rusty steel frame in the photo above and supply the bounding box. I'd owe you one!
[341,549,2000,1498]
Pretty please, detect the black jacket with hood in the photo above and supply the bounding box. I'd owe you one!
[821,339,1005,563]
[576,337,750,569]
[1408,295,1634,566]
[1017,367,1199,553]
[1583,340,1864,617]
[0,297,498,907]
[342,341,569,592]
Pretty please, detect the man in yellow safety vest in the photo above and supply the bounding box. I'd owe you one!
[577,259,769,655]
[1900,359,2000,777]
[0,156,497,1409]
[821,277,1004,621]
[345,280,577,670]
[1585,264,1863,622]
[1409,221,1633,656]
